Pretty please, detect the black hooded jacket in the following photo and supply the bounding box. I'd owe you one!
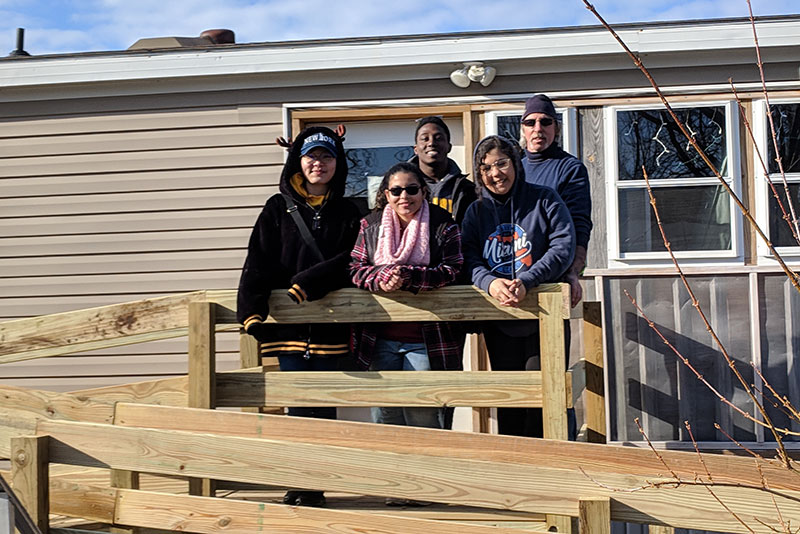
[237,126,362,357]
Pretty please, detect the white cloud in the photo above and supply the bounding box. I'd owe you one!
[1,0,797,56]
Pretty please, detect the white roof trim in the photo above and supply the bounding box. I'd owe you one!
[1,19,799,89]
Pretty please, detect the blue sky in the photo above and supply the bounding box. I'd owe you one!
[1,0,798,56]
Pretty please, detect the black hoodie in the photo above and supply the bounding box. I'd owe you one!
[237,126,362,357]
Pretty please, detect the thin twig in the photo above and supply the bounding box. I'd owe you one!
[747,0,800,242]
[730,80,800,245]
[636,417,681,483]
[685,421,714,483]
[703,482,757,534]
[582,0,800,293]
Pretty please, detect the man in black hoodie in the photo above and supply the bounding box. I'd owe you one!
[409,116,477,225]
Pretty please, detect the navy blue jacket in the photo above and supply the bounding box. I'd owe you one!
[462,175,575,295]
[523,144,592,250]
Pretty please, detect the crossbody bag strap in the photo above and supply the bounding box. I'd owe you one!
[282,194,326,264]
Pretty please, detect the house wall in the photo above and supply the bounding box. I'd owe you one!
[0,93,285,391]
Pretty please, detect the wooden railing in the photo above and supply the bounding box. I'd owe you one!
[5,401,799,534]
[1,284,608,533]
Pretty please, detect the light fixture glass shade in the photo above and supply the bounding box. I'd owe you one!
[479,66,496,86]
[450,68,471,88]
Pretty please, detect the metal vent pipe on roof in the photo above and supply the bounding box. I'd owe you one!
[8,28,31,57]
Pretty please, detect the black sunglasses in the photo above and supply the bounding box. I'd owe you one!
[521,117,555,127]
[388,185,422,197]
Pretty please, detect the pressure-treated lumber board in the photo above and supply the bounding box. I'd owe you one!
[539,292,568,441]
[0,387,115,457]
[35,420,800,533]
[582,301,606,443]
[0,285,569,364]
[69,376,188,407]
[205,284,571,324]
[579,497,610,534]
[49,479,116,524]
[0,292,207,364]
[10,436,49,534]
[49,482,525,534]
[112,405,800,491]
[215,371,573,408]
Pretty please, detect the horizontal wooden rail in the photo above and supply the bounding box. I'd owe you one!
[49,481,523,534]
[0,285,571,364]
[215,370,573,408]
[25,417,800,533]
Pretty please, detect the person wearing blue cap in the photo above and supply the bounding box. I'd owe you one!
[520,94,591,308]
[237,126,361,507]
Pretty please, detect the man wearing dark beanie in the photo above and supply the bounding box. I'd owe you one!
[409,116,477,225]
[521,94,591,308]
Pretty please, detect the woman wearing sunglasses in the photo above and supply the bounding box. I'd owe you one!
[350,162,464,433]
[461,135,575,438]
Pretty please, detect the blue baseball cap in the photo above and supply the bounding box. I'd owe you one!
[300,133,337,156]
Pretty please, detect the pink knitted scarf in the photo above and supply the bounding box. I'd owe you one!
[374,201,430,266]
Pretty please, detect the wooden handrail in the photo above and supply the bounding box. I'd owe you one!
[0,285,570,365]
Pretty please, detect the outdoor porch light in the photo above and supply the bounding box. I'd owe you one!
[450,62,496,88]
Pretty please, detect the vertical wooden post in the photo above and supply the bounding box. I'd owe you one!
[539,288,569,532]
[579,497,611,534]
[649,526,675,534]
[240,329,263,414]
[188,301,216,497]
[469,333,491,433]
[539,290,568,440]
[110,469,139,534]
[10,436,48,534]
[583,301,606,443]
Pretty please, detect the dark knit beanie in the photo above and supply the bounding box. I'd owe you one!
[414,116,451,142]
[523,94,557,120]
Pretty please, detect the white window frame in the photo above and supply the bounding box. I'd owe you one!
[484,107,578,156]
[752,98,800,262]
[604,101,743,265]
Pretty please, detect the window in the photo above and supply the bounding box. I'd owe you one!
[305,117,466,212]
[606,103,741,261]
[754,100,800,255]
[484,108,576,156]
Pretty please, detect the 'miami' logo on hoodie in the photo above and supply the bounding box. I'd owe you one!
[483,223,533,275]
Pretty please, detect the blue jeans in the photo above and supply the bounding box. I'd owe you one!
[369,339,443,429]
[278,354,338,419]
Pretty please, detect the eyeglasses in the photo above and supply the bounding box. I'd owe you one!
[388,185,422,197]
[521,117,555,127]
[479,158,512,175]
[302,153,335,163]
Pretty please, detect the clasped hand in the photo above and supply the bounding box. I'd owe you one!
[488,278,527,307]
[378,266,404,292]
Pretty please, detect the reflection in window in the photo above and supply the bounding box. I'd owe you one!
[768,183,800,247]
[768,103,800,174]
[495,113,564,148]
[617,107,727,181]
[619,185,731,252]
[343,146,414,199]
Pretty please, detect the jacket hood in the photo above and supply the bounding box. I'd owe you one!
[472,135,526,202]
[279,126,349,202]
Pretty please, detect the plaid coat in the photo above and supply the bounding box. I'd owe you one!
[349,204,465,370]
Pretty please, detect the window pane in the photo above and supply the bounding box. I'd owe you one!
[606,275,755,443]
[343,146,414,198]
[767,103,800,174]
[617,106,728,181]
[495,113,564,147]
[619,185,731,252]
[768,182,800,247]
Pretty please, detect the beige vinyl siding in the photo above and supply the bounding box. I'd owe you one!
[0,98,284,391]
